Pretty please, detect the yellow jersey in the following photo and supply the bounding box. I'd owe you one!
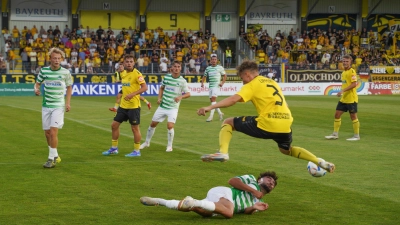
[120,69,146,109]
[236,76,293,133]
[340,68,358,103]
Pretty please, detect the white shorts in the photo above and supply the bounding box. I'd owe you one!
[209,87,219,98]
[152,107,178,123]
[204,186,233,204]
[42,107,65,130]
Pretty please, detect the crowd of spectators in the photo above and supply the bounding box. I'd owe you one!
[2,24,221,74]
[240,26,400,72]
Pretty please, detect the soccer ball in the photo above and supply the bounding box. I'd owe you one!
[307,161,327,177]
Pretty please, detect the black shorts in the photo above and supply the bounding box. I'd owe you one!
[114,107,141,125]
[336,101,358,113]
[233,116,292,151]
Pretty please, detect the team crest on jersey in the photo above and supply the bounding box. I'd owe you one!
[138,76,144,82]
[352,75,356,80]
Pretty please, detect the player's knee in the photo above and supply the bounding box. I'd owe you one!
[222,118,234,127]
[220,211,234,219]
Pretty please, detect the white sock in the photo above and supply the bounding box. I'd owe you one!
[49,147,58,159]
[194,200,216,211]
[146,126,156,143]
[167,128,174,147]
[216,107,222,115]
[209,102,216,118]
[165,200,180,210]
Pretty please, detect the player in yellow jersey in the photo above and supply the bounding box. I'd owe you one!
[102,55,148,157]
[325,55,360,141]
[109,64,151,112]
[197,60,335,173]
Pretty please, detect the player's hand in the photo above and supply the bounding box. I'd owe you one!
[219,82,224,87]
[34,89,40,96]
[252,190,264,199]
[157,98,162,104]
[174,96,182,103]
[124,94,133,101]
[197,107,209,116]
[201,83,204,88]
[253,202,269,211]
[336,91,343,97]
[65,104,71,112]
[147,102,151,110]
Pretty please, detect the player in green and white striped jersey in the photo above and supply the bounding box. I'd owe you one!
[34,48,73,168]
[140,61,191,152]
[140,171,278,219]
[201,54,227,122]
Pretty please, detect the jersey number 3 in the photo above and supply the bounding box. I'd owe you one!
[267,84,283,106]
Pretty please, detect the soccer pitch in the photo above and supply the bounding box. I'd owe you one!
[0,95,399,224]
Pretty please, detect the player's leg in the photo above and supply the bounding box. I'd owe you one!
[191,187,234,218]
[201,117,235,162]
[103,110,124,155]
[43,108,63,168]
[165,109,178,152]
[126,108,142,157]
[347,103,360,141]
[141,108,165,149]
[277,134,335,173]
[325,101,346,139]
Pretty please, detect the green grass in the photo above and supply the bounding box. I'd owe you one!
[0,95,399,225]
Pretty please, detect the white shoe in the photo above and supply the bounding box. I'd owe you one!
[346,136,360,141]
[166,146,173,152]
[219,113,224,121]
[325,133,339,140]
[140,142,150,150]
[178,196,195,211]
[317,158,336,173]
[201,152,229,162]
[140,196,161,206]
[206,117,212,122]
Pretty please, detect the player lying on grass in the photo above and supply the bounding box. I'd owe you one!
[140,171,277,219]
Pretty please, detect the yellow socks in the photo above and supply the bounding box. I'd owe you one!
[219,124,233,154]
[352,119,360,135]
[112,140,118,148]
[134,142,140,151]
[334,118,341,133]
[290,146,319,164]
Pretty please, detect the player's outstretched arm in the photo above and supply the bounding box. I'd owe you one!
[243,202,269,215]
[228,177,263,199]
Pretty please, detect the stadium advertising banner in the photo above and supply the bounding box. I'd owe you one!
[10,0,68,21]
[71,83,243,97]
[370,66,400,82]
[279,82,368,96]
[286,70,342,83]
[1,74,242,84]
[247,0,297,24]
[368,82,400,95]
[0,83,35,96]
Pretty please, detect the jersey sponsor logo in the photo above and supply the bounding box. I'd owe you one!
[138,76,144,82]
[122,83,130,86]
[45,81,62,86]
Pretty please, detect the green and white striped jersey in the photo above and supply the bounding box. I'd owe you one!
[204,65,226,88]
[36,66,73,108]
[231,174,263,214]
[160,74,190,110]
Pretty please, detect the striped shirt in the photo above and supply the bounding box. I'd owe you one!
[160,74,190,110]
[231,174,263,214]
[204,65,226,88]
[36,66,73,108]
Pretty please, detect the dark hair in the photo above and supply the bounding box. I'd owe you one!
[258,171,278,187]
[172,60,182,66]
